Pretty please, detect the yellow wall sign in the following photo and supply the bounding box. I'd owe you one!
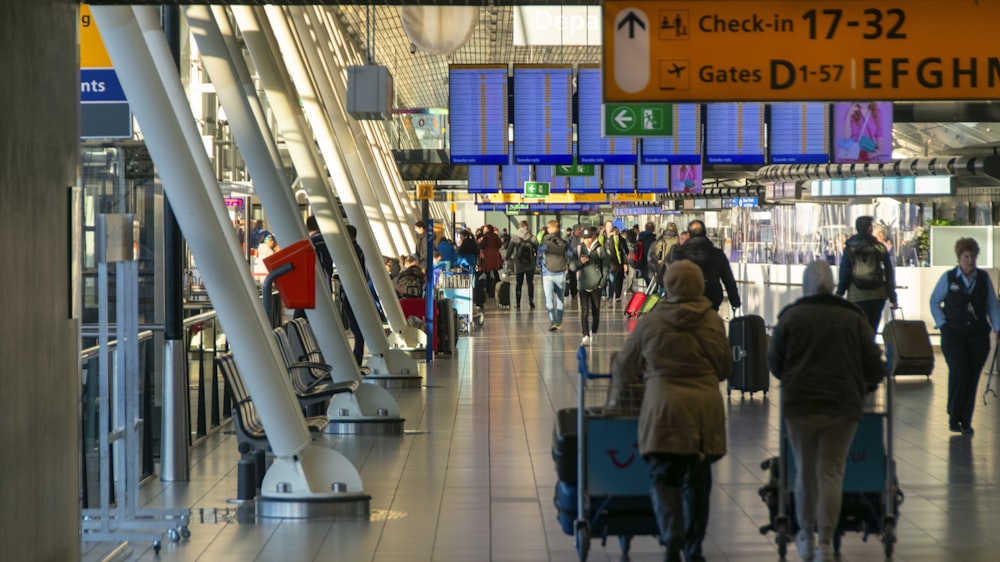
[416,183,434,200]
[603,0,1000,102]
[80,5,112,68]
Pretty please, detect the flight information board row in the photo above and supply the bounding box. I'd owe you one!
[450,65,893,166]
[466,164,705,194]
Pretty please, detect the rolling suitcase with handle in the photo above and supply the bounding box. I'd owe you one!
[883,306,933,377]
[625,280,658,317]
[728,310,770,398]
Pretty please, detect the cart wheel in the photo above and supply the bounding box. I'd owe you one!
[883,522,896,557]
[575,521,590,561]
[618,535,632,562]
[152,540,161,555]
[168,528,180,543]
[180,525,191,540]
[776,534,787,558]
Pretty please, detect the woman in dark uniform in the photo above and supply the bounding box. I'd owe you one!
[929,237,1000,434]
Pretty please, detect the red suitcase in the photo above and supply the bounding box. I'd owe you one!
[399,298,439,351]
[624,292,647,317]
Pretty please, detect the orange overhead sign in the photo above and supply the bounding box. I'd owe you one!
[603,0,1000,102]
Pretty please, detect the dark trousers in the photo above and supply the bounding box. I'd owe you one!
[579,289,601,336]
[565,270,578,298]
[942,327,991,427]
[855,298,886,334]
[515,270,535,306]
[647,453,713,562]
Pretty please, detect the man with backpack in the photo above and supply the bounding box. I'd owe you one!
[634,221,657,282]
[649,222,680,284]
[505,220,538,309]
[599,221,629,306]
[836,216,897,334]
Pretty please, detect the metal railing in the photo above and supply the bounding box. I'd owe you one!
[80,308,234,487]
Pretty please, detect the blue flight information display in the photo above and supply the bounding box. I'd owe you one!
[466,165,500,194]
[502,146,531,193]
[705,103,766,164]
[449,65,509,165]
[602,165,635,193]
[513,65,574,165]
[569,169,601,194]
[770,103,830,164]
[637,165,670,193]
[577,67,637,165]
[640,104,701,164]
[534,166,569,194]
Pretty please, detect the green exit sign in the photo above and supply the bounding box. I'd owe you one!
[524,181,550,199]
[604,103,673,136]
[555,164,595,176]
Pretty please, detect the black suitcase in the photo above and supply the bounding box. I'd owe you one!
[497,281,511,308]
[883,307,934,377]
[436,299,456,354]
[473,284,487,307]
[728,312,769,397]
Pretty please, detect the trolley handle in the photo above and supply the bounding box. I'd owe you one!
[576,346,612,380]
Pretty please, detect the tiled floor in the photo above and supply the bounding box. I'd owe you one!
[84,295,1000,561]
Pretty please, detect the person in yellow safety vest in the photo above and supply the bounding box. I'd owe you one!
[598,220,629,306]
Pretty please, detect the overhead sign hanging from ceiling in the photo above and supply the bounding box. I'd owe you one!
[603,0,1000,102]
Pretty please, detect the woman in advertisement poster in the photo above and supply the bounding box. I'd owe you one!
[673,164,698,193]
[840,102,883,162]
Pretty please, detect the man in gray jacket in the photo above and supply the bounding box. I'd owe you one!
[768,260,884,562]
[538,220,569,331]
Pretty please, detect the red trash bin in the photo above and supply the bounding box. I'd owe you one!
[263,238,317,309]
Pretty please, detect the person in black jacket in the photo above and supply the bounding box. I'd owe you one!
[836,216,897,334]
[668,220,741,312]
[294,216,334,320]
[768,260,884,562]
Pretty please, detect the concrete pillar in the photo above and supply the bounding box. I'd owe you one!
[0,2,79,559]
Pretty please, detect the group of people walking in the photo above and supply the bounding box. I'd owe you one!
[608,214,1000,562]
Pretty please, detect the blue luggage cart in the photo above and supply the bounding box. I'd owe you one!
[552,347,658,561]
[759,377,902,558]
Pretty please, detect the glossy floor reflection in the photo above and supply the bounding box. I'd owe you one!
[84,297,1000,561]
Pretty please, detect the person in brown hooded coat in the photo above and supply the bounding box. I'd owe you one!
[612,259,731,562]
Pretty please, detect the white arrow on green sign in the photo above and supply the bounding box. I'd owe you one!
[604,102,673,136]
[524,181,550,199]
[555,164,595,176]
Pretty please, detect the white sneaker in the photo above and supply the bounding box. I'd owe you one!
[796,531,814,561]
[581,334,591,346]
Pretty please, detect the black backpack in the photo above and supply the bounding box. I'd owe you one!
[848,243,886,289]
[517,242,535,265]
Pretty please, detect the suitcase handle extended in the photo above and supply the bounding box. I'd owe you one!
[889,305,905,321]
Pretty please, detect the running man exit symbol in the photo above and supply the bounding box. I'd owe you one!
[642,108,662,130]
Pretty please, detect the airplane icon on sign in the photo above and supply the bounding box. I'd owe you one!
[666,63,686,77]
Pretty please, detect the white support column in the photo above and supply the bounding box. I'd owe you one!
[91,6,365,499]
[269,6,423,354]
[288,7,417,346]
[313,7,416,253]
[232,7,424,367]
[185,6,367,386]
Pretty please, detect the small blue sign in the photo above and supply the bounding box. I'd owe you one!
[81,69,127,103]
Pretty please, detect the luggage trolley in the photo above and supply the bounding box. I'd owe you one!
[438,271,482,332]
[759,368,903,558]
[553,347,658,561]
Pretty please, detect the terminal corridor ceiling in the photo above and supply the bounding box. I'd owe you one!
[327,4,1000,160]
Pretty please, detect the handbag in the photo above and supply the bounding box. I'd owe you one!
[859,135,877,153]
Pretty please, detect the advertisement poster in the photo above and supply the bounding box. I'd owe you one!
[671,164,702,194]
[833,102,893,163]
